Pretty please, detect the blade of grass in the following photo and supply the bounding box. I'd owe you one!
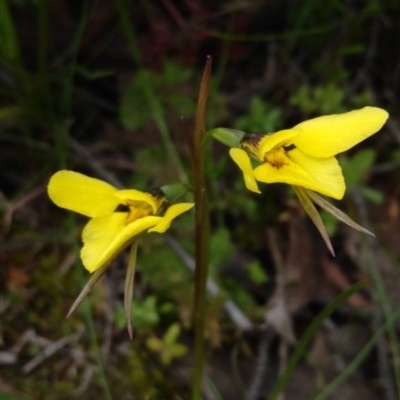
[51,5,113,397]
[268,280,365,400]
[36,0,49,109]
[352,188,400,399]
[0,0,21,62]
[231,344,250,400]
[312,307,400,400]
[56,0,94,167]
[206,22,341,42]
[114,0,188,184]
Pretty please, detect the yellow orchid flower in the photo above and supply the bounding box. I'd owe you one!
[48,170,194,273]
[229,107,388,199]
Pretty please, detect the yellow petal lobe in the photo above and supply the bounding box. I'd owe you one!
[149,203,194,233]
[48,170,119,217]
[81,213,162,272]
[253,149,345,199]
[115,189,159,213]
[292,107,388,158]
[229,148,261,193]
[257,129,299,157]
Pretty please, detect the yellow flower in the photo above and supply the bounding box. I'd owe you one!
[229,107,388,199]
[48,170,194,273]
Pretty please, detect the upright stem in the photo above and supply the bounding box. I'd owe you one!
[192,56,212,400]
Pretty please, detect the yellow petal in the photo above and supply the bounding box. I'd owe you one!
[115,189,158,213]
[81,213,162,272]
[149,203,194,233]
[292,107,388,158]
[257,129,299,158]
[48,170,119,217]
[229,148,260,193]
[253,149,345,199]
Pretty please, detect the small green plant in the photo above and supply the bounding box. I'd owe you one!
[290,83,346,114]
[120,60,197,130]
[114,296,160,333]
[248,260,268,285]
[146,323,187,365]
[235,96,283,133]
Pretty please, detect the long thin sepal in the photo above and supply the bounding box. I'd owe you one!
[124,241,138,340]
[305,189,375,236]
[66,262,110,318]
[293,186,335,256]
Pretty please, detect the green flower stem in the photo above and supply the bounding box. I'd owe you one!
[268,280,365,400]
[192,56,213,400]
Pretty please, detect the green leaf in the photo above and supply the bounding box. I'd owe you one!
[75,65,114,80]
[120,60,196,130]
[131,296,160,332]
[314,84,346,114]
[235,96,282,133]
[0,0,21,61]
[208,127,244,148]
[342,44,366,55]
[248,260,268,284]
[290,83,346,114]
[290,85,316,113]
[361,186,383,204]
[164,323,181,345]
